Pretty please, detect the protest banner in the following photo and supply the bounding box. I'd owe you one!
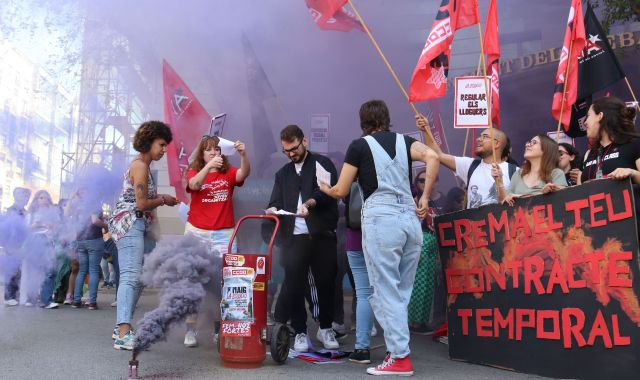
[435,179,640,379]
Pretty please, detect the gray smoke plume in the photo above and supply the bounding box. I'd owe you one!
[133,233,221,356]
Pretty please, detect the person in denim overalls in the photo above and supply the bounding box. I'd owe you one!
[320,100,439,376]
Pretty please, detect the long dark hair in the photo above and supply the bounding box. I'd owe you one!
[592,96,639,145]
[521,134,560,183]
[189,136,230,172]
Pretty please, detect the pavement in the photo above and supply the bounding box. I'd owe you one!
[0,285,546,380]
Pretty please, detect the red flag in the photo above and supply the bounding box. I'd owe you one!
[306,0,364,33]
[551,0,586,130]
[409,0,479,102]
[483,0,500,128]
[162,60,212,202]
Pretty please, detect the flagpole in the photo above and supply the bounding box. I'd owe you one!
[462,128,470,157]
[347,0,437,143]
[624,77,640,111]
[556,38,575,141]
[475,7,497,164]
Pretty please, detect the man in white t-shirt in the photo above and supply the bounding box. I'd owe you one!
[416,115,514,209]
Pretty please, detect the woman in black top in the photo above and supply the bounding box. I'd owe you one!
[581,96,639,183]
[558,143,581,186]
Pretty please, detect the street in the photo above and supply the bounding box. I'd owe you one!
[0,286,545,380]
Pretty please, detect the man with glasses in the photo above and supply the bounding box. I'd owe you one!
[266,124,339,352]
[416,116,516,209]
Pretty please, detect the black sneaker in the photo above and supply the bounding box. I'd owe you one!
[349,348,371,364]
[409,324,434,336]
[333,329,348,341]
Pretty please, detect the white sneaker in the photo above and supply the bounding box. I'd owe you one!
[111,301,117,307]
[44,302,59,309]
[23,302,34,307]
[371,325,378,337]
[331,322,346,334]
[184,330,198,347]
[4,299,18,307]
[294,333,309,352]
[316,328,339,350]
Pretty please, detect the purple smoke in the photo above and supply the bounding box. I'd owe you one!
[134,234,221,355]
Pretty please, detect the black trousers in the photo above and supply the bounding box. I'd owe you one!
[274,233,337,334]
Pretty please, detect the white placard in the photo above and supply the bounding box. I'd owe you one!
[454,76,492,129]
[310,114,330,153]
[547,130,574,146]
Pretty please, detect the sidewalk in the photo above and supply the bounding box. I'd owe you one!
[0,285,546,379]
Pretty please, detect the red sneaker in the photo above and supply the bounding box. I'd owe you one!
[366,355,414,376]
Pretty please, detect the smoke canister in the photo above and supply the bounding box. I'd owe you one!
[128,359,139,380]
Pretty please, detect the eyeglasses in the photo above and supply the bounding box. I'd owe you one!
[559,150,568,156]
[282,141,303,155]
[525,139,540,146]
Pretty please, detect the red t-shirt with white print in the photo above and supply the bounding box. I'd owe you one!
[186,167,243,230]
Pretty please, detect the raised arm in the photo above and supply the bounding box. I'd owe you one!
[234,141,251,183]
[415,113,456,171]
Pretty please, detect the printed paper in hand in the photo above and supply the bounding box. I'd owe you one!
[315,162,331,187]
[218,137,236,156]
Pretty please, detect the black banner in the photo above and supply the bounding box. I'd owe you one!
[435,179,640,379]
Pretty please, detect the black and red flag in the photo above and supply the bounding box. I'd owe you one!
[551,0,586,130]
[409,0,479,102]
[162,60,212,201]
[565,3,626,137]
[305,0,364,32]
[483,0,500,128]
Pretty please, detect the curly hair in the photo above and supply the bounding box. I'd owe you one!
[133,121,173,153]
[520,134,560,183]
[591,96,639,145]
[189,136,230,173]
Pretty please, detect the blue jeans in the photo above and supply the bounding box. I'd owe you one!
[362,199,421,359]
[39,269,56,306]
[105,238,119,288]
[116,219,148,326]
[347,250,374,349]
[74,238,104,304]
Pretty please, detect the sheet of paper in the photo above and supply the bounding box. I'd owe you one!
[264,209,303,217]
[218,137,236,156]
[315,161,331,187]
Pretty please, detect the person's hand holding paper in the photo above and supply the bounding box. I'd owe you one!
[315,161,331,188]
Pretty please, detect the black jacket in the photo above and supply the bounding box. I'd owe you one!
[268,152,338,240]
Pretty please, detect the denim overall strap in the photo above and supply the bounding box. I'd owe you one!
[362,134,413,205]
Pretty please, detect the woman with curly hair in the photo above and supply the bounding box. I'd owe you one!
[492,134,567,205]
[580,96,639,184]
[181,135,250,347]
[109,121,179,351]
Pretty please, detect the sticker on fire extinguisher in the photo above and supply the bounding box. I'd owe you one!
[225,254,245,267]
[221,267,254,322]
[256,256,266,275]
[221,321,251,337]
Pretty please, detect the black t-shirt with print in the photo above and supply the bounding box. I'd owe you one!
[581,139,640,182]
[344,131,417,201]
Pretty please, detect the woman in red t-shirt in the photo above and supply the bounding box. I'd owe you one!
[183,135,250,347]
